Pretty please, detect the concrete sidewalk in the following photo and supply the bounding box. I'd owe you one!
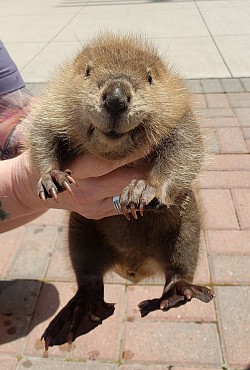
[0,0,250,81]
[0,0,250,369]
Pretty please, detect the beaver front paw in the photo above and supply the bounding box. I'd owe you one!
[37,169,76,201]
[119,179,157,220]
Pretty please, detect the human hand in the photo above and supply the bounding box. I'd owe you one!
[43,150,148,219]
[50,165,146,219]
[17,148,148,220]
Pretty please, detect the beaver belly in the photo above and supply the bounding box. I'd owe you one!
[113,257,165,283]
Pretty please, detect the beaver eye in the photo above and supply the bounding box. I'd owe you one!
[85,64,91,77]
[147,69,153,85]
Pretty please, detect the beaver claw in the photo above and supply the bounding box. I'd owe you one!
[138,280,215,317]
[41,289,115,350]
[119,179,156,220]
[37,169,76,201]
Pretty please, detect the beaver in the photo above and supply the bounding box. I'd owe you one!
[26,34,214,349]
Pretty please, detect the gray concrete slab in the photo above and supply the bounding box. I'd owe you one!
[157,37,230,79]
[54,4,209,41]
[215,35,250,78]
[0,14,75,43]
[0,0,250,79]
[19,42,80,83]
[3,43,47,70]
[197,1,250,35]
[0,0,83,15]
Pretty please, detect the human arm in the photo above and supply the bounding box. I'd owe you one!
[0,149,146,233]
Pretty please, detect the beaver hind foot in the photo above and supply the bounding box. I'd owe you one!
[41,288,115,350]
[138,280,215,317]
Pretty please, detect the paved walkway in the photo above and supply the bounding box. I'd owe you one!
[0,0,250,81]
[0,0,250,369]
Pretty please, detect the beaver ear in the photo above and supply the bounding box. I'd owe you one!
[147,68,153,85]
[85,62,93,77]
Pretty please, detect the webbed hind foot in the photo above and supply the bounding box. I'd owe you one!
[138,280,214,317]
[41,288,115,350]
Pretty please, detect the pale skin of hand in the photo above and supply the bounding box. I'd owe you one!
[0,148,147,233]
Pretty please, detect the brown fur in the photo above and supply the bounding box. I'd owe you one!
[25,34,213,348]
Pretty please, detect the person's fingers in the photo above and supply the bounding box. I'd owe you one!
[93,197,122,219]
[96,196,141,220]
[82,167,146,199]
[50,192,121,220]
[69,147,150,179]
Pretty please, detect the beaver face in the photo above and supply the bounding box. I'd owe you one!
[70,34,187,159]
[74,65,155,159]
[92,77,134,140]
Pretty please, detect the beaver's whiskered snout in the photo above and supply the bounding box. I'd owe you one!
[102,79,132,116]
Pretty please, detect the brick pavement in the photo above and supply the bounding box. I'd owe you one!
[0,82,249,370]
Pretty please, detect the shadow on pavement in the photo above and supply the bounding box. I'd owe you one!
[0,279,59,345]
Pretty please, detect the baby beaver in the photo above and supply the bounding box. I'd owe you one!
[27,34,214,349]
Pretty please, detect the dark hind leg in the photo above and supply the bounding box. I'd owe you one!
[42,212,116,349]
[139,278,214,317]
[138,191,214,317]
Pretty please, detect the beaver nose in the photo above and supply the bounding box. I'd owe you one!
[103,86,130,114]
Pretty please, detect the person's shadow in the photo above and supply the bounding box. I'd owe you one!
[0,279,59,345]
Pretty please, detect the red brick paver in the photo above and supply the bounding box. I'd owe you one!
[206,229,250,254]
[1,90,249,369]
[209,255,250,284]
[0,358,18,370]
[0,228,24,278]
[123,321,222,366]
[232,188,250,229]
[216,127,248,153]
[200,189,239,229]
[205,93,230,108]
[215,286,250,368]
[234,107,250,126]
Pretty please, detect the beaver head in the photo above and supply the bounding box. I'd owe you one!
[63,34,188,159]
